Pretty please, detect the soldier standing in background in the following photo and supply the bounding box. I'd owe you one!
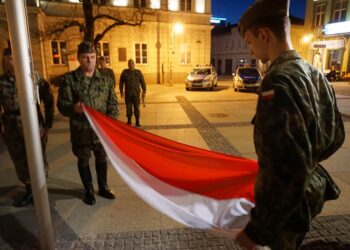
[235,0,345,249]
[119,59,146,127]
[98,56,116,86]
[0,47,54,207]
[57,41,119,205]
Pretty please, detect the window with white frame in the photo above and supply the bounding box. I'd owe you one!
[333,0,348,22]
[112,0,128,6]
[135,43,147,64]
[181,0,191,11]
[195,0,205,13]
[150,0,161,9]
[314,3,326,26]
[51,41,68,65]
[96,41,111,64]
[169,0,179,11]
[134,0,147,8]
[180,44,191,64]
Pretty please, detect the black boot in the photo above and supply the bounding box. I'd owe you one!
[127,116,132,125]
[15,184,33,207]
[78,166,96,205]
[96,161,115,199]
[135,116,141,127]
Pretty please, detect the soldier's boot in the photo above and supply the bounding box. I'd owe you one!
[17,184,33,207]
[96,161,115,199]
[127,116,132,125]
[78,166,96,205]
[135,116,141,127]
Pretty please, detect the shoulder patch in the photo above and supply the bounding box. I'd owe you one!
[261,89,275,101]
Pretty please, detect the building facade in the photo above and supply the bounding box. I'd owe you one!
[304,0,350,77]
[0,0,212,85]
[211,17,306,75]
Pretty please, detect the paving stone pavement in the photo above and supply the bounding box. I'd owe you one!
[0,214,349,249]
[1,83,350,249]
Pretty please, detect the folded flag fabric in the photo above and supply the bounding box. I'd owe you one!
[84,105,258,237]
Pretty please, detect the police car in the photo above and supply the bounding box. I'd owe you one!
[186,65,218,90]
[232,65,262,92]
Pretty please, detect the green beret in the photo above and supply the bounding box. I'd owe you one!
[77,41,96,56]
[3,47,12,56]
[238,0,290,37]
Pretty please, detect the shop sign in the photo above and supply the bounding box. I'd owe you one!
[312,40,344,49]
[323,21,350,35]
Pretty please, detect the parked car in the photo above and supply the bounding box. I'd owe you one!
[233,66,262,92]
[186,65,218,90]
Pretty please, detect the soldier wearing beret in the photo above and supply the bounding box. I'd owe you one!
[0,47,54,206]
[235,0,345,249]
[57,41,119,205]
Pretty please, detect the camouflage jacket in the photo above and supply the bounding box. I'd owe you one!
[245,50,345,246]
[0,71,54,136]
[119,69,146,97]
[99,67,116,87]
[57,67,119,145]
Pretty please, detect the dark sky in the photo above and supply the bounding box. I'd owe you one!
[212,0,307,24]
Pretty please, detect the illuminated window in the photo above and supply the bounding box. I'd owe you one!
[150,0,160,9]
[168,0,179,11]
[134,0,147,8]
[180,44,191,64]
[69,0,80,3]
[51,41,68,65]
[135,43,147,64]
[112,0,128,6]
[333,0,347,22]
[96,41,111,64]
[195,0,205,13]
[314,3,326,26]
[181,0,191,11]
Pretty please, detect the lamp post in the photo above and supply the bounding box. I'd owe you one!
[169,23,183,86]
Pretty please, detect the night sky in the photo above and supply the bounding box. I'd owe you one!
[212,0,307,24]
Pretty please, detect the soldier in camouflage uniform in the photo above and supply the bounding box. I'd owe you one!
[119,59,146,127]
[98,56,116,87]
[0,47,54,207]
[235,0,345,249]
[57,41,119,205]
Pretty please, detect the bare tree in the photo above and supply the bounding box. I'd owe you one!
[41,0,156,44]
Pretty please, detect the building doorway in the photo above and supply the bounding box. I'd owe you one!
[225,59,232,75]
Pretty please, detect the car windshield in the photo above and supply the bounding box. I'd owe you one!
[238,68,259,77]
[192,68,211,75]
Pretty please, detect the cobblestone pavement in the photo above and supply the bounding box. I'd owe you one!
[0,214,349,249]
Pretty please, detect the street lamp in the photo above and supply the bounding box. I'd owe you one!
[169,22,183,86]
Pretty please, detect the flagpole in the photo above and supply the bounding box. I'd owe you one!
[4,1,54,249]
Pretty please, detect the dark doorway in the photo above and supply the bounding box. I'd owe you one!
[225,59,232,75]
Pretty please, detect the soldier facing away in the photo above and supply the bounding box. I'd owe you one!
[57,41,119,205]
[235,0,345,249]
[119,59,146,127]
[0,47,54,207]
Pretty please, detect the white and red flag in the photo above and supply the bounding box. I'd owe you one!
[84,106,258,237]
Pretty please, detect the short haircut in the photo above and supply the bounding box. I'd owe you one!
[248,15,290,41]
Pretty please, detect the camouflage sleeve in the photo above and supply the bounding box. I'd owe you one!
[139,70,146,93]
[107,78,119,119]
[119,70,125,94]
[39,79,54,128]
[245,81,312,246]
[57,74,76,118]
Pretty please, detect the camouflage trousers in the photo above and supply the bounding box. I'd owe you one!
[4,131,48,185]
